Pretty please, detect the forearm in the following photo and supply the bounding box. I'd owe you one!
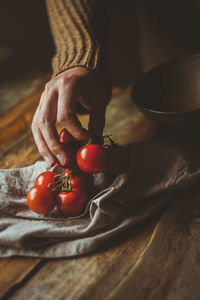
[46,0,107,78]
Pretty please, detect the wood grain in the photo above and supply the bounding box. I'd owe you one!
[0,73,50,299]
[105,192,200,300]
[0,72,155,299]
[0,259,42,299]
[0,72,49,118]
[9,220,157,300]
[2,72,199,300]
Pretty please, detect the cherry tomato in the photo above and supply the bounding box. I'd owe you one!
[27,186,55,214]
[59,128,76,144]
[56,187,87,217]
[76,144,107,174]
[107,146,130,176]
[63,169,93,189]
[35,171,57,188]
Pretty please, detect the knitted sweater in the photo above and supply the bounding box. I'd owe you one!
[45,0,107,78]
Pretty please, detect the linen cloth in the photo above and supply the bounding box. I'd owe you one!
[0,140,200,258]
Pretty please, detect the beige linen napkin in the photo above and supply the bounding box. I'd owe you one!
[0,141,200,258]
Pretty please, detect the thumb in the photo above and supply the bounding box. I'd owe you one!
[57,87,90,142]
[58,110,90,141]
[88,106,106,137]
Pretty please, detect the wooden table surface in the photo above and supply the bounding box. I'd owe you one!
[1,72,199,300]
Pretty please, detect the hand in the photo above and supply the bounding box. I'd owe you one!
[31,67,110,167]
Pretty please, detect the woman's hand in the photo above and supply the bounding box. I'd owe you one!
[31,67,110,167]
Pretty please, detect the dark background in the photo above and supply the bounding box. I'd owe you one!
[0,0,54,78]
[0,0,200,85]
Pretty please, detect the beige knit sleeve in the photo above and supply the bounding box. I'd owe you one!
[45,0,107,78]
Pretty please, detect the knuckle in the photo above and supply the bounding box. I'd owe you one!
[57,110,73,123]
[37,144,46,157]
[40,91,45,98]
[39,148,46,157]
[57,115,65,123]
[31,122,36,132]
[49,143,61,154]
[31,115,39,129]
[38,115,52,127]
[45,82,50,90]
[38,117,46,127]
[57,113,67,123]
[58,76,68,87]
[58,74,78,88]
[45,81,53,91]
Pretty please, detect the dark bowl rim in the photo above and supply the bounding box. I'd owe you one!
[139,107,200,116]
[132,53,200,115]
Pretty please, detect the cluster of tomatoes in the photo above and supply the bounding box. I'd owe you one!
[27,128,129,217]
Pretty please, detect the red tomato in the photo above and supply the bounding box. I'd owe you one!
[59,128,76,144]
[35,171,57,188]
[56,187,88,217]
[63,169,93,189]
[107,146,130,175]
[76,144,107,174]
[27,186,55,214]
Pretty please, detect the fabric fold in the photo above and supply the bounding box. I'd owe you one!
[0,141,200,257]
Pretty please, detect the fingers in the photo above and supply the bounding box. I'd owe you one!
[39,120,70,166]
[32,87,71,166]
[31,123,56,167]
[32,68,108,167]
[88,105,106,137]
[57,88,90,141]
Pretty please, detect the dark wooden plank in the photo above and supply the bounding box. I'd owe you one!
[0,259,42,299]
[0,72,50,118]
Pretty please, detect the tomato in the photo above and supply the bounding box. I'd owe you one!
[58,128,82,168]
[35,171,57,189]
[76,144,107,174]
[107,146,130,176]
[27,186,55,214]
[63,169,93,189]
[59,128,76,144]
[56,187,87,217]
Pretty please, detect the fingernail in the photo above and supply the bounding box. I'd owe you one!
[56,154,66,166]
[44,156,52,167]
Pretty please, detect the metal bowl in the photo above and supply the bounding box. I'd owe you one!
[132,55,200,126]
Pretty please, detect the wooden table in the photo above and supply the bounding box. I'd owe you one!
[1,72,199,300]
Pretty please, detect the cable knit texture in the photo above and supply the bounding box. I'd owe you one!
[46,0,105,78]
